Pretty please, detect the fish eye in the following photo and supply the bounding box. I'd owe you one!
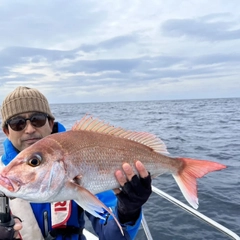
[28,154,42,167]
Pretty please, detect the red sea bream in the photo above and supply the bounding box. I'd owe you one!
[0,115,226,234]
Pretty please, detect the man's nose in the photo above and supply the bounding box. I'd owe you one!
[24,120,36,133]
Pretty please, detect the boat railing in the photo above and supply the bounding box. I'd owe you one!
[140,185,240,240]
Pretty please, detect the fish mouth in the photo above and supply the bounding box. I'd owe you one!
[0,175,20,192]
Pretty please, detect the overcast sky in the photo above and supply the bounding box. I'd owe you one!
[0,0,240,103]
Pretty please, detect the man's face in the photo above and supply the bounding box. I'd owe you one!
[3,112,54,151]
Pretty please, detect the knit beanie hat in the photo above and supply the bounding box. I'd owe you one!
[1,86,55,127]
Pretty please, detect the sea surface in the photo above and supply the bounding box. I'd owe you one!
[0,98,239,239]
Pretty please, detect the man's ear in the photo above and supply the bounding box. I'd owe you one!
[3,127,9,136]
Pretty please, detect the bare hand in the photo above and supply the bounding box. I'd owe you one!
[114,160,149,193]
[13,217,22,239]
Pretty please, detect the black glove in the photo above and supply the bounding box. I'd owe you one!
[0,215,22,240]
[0,223,15,240]
[116,173,152,224]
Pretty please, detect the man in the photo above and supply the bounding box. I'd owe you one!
[0,86,152,240]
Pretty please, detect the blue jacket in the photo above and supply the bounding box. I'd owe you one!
[1,122,142,240]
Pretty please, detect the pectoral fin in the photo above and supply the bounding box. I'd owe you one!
[66,181,124,236]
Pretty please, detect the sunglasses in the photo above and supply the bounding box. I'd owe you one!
[6,113,49,131]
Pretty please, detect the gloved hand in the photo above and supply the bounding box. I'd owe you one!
[13,216,22,240]
[115,161,152,224]
[0,215,22,240]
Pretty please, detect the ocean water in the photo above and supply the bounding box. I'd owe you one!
[0,98,239,239]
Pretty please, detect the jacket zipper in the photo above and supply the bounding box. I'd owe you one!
[44,211,49,237]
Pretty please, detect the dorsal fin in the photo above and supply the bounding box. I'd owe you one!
[72,115,169,155]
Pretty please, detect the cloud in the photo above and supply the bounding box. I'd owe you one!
[0,0,240,103]
[0,0,106,49]
[193,53,240,65]
[161,14,240,41]
[79,34,139,52]
[0,47,78,67]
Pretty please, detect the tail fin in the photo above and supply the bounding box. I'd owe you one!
[172,157,226,209]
